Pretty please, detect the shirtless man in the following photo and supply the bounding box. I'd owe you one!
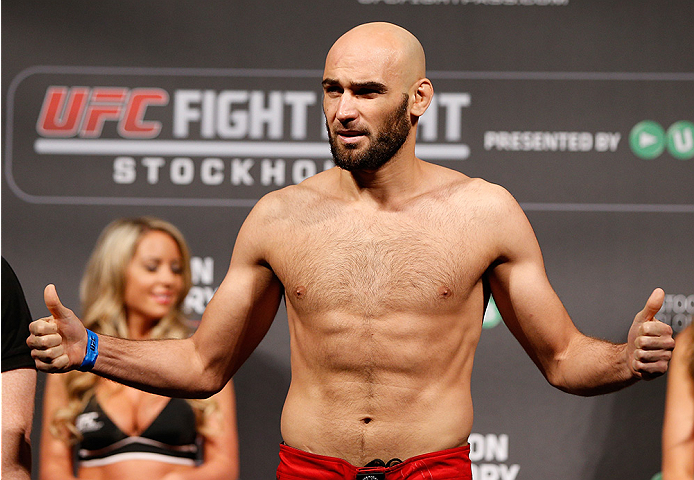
[28,22,675,479]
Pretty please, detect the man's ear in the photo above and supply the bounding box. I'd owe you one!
[410,78,434,118]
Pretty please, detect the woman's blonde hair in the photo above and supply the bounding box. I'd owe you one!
[52,217,215,443]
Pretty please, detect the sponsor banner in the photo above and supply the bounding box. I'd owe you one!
[470,433,520,480]
[656,292,694,334]
[5,67,469,206]
[6,67,693,209]
[184,256,218,322]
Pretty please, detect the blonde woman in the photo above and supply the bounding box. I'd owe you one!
[661,323,694,479]
[39,217,239,480]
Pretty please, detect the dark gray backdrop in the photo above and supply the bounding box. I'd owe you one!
[3,1,693,479]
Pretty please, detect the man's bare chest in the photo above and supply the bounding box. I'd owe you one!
[270,211,492,315]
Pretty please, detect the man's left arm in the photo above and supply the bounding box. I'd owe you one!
[486,186,674,395]
[2,369,36,480]
[2,257,37,479]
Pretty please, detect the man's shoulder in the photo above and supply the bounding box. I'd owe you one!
[431,168,518,210]
[249,170,337,222]
[462,177,516,205]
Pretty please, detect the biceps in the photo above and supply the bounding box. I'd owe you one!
[192,262,283,378]
[489,253,577,364]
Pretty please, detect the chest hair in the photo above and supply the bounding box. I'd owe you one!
[278,206,482,317]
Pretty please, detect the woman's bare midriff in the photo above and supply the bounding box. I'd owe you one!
[78,461,196,480]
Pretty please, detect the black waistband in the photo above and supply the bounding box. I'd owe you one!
[364,458,403,468]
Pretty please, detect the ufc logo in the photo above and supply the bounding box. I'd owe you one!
[36,86,169,138]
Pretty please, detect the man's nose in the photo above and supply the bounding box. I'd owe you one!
[336,94,358,123]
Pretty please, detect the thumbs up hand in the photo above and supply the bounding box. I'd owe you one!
[626,288,675,380]
[26,284,88,372]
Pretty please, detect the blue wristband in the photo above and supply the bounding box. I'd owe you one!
[78,329,99,372]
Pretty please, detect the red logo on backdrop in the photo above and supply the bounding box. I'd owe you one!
[10,66,690,209]
[36,87,169,138]
[4,67,342,206]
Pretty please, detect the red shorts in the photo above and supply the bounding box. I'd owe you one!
[277,444,472,480]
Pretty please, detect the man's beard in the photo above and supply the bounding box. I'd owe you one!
[327,94,411,172]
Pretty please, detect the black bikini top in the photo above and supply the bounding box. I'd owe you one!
[75,395,200,467]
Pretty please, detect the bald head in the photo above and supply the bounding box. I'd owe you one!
[325,22,426,90]
[322,22,434,170]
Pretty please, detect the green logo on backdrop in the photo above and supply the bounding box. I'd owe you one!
[630,120,694,159]
[650,473,662,480]
[630,121,665,159]
[483,297,502,329]
[667,120,694,159]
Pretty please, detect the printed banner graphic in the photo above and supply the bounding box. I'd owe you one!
[7,68,692,208]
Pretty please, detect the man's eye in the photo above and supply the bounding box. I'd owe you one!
[355,89,380,97]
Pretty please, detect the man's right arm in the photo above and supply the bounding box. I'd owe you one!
[27,200,284,398]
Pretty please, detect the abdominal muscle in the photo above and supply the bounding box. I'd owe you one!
[78,460,196,480]
[280,309,480,467]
